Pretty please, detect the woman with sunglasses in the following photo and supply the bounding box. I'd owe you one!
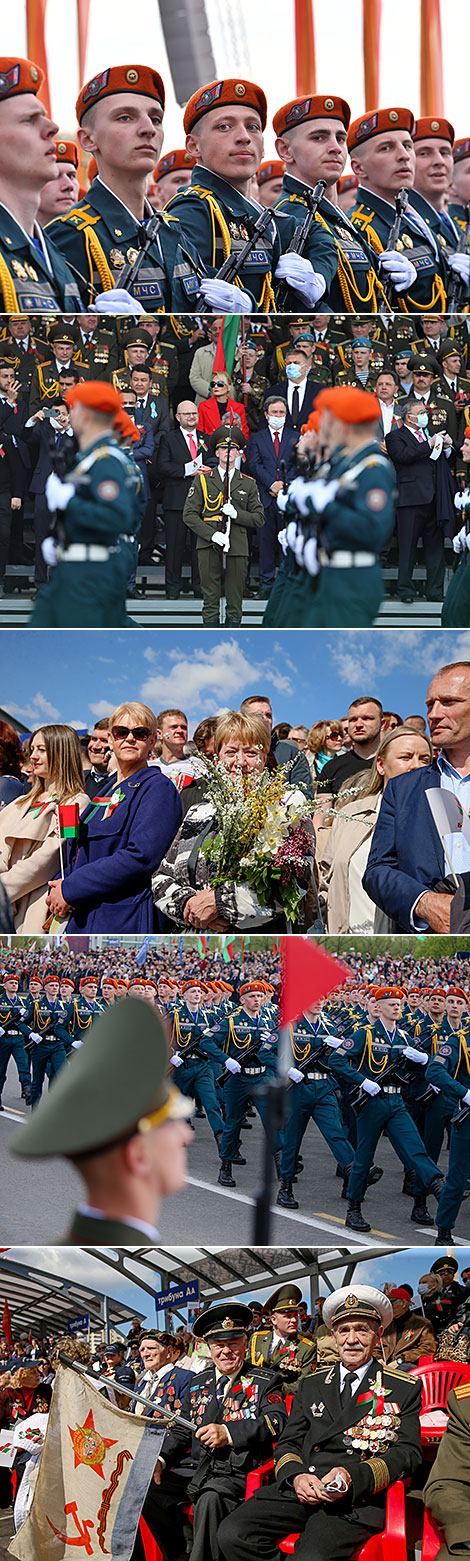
[45,703,181,933]
[196,370,249,440]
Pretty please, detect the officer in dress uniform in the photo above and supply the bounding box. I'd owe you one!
[170,980,225,1152]
[166,77,339,314]
[20,967,69,1107]
[209,979,280,1188]
[46,64,201,311]
[112,326,166,398]
[63,971,107,1052]
[131,1300,287,1561]
[272,94,392,312]
[71,312,119,379]
[248,1283,316,1395]
[0,316,53,401]
[424,1381,470,1561]
[29,322,90,415]
[30,379,137,627]
[0,57,83,313]
[219,1285,423,1561]
[0,969,31,1106]
[277,1005,354,1209]
[11,998,194,1245]
[348,107,449,312]
[426,1011,470,1243]
[327,985,443,1234]
[183,426,264,626]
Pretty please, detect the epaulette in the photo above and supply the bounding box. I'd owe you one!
[454,1382,470,1399]
[299,1335,315,1346]
[383,1366,416,1381]
[55,205,101,231]
[252,1328,271,1338]
[251,1365,277,1380]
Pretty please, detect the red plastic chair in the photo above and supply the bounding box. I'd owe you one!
[421,1508,445,1561]
[277,1479,407,1559]
[138,1517,164,1561]
[408,1359,470,1444]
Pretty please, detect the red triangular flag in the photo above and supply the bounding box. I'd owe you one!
[280,937,349,1029]
[2,1297,13,1354]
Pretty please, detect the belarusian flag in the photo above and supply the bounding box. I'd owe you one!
[197,935,206,956]
[2,1297,12,1353]
[57,803,80,839]
[221,936,234,964]
[211,315,240,381]
[241,935,251,960]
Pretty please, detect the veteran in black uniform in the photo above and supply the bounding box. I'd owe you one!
[348,107,449,312]
[183,426,264,625]
[10,998,194,1245]
[219,1284,423,1561]
[249,1284,316,1396]
[132,1300,287,1561]
[0,57,83,312]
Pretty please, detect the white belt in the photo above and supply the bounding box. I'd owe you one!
[306,1070,327,1080]
[319,550,376,568]
[62,544,111,562]
[243,1065,265,1076]
[383,1085,401,1095]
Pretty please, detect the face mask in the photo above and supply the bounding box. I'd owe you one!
[417,412,428,427]
[268,415,286,430]
[418,1282,430,1295]
[286,363,302,381]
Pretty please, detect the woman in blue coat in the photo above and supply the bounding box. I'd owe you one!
[46,703,181,933]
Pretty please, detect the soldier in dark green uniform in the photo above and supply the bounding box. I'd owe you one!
[166,76,339,313]
[348,106,449,312]
[29,322,89,415]
[334,337,379,390]
[46,63,201,311]
[73,312,119,378]
[442,468,470,627]
[0,56,83,313]
[183,426,264,625]
[0,315,53,401]
[272,93,391,312]
[111,326,165,397]
[424,1381,470,1560]
[411,117,470,295]
[30,379,137,627]
[10,998,194,1245]
[248,1283,316,1396]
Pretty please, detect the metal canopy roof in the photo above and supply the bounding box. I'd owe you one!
[0,1255,145,1340]
[87,1245,404,1308]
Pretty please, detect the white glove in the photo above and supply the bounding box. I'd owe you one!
[448,253,470,287]
[303,536,320,577]
[225,1057,242,1074]
[294,530,305,565]
[211,529,230,551]
[198,279,252,314]
[29,1032,43,1045]
[275,253,326,305]
[305,477,339,513]
[379,251,417,291]
[278,526,288,555]
[286,519,299,550]
[41,536,58,566]
[71,1038,83,1050]
[45,472,75,512]
[361,1078,381,1096]
[454,491,470,510]
[463,1089,470,1105]
[92,290,145,315]
[430,1084,440,1094]
[0,1027,4,1037]
[171,1053,184,1068]
[325,1036,343,1050]
[221,501,237,519]
[403,1045,427,1065]
[276,489,289,513]
[288,1066,304,1083]
[453,524,470,553]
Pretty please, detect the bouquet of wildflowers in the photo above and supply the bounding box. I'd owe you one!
[201,757,313,924]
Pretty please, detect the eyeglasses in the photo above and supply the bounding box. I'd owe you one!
[111,725,152,742]
[213,381,227,388]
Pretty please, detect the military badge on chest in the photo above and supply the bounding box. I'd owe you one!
[343,1373,400,1456]
[190,1383,213,1423]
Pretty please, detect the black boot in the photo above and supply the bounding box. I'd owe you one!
[402,1171,415,1196]
[0,1099,3,1111]
[277,1180,299,1210]
[435,1229,453,1244]
[273,1149,282,1181]
[218,1160,235,1187]
[195,1105,206,1119]
[345,1201,370,1232]
[428,1175,445,1202]
[232,1150,247,1165]
[367,1164,383,1186]
[411,1199,434,1226]
[21,1084,31,1104]
[242,1116,253,1130]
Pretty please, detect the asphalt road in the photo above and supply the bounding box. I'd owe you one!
[0,1511,14,1559]
[1,1059,468,1248]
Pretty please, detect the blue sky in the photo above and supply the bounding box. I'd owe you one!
[4,630,470,737]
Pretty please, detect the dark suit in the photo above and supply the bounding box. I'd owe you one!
[385,423,446,597]
[219,1360,423,1561]
[362,761,446,931]
[246,423,298,588]
[135,395,171,562]
[157,427,205,594]
[267,378,323,432]
[0,431,25,587]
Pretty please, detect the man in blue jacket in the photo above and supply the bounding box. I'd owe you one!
[246,396,298,595]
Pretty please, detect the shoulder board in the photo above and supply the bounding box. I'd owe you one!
[310,1365,330,1375]
[454,1383,470,1399]
[253,1328,271,1338]
[57,205,101,230]
[383,1367,417,1381]
[251,1365,276,1380]
[299,1335,315,1346]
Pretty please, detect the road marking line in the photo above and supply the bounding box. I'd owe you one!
[186,1177,391,1244]
[0,1108,25,1123]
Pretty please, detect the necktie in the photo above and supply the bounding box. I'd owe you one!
[341,1370,358,1406]
[416,430,424,443]
[291,388,300,422]
[189,433,198,460]
[274,432,280,458]
[215,1374,228,1411]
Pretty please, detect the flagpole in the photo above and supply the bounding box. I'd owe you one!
[55,805,65,880]
[58,1354,196,1431]
[252,1023,290,1243]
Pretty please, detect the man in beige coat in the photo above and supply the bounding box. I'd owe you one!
[0,789,87,931]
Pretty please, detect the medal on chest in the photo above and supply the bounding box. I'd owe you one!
[343,1372,400,1456]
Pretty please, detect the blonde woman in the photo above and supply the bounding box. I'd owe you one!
[0,726,88,932]
[45,702,182,934]
[306,720,344,784]
[197,371,249,439]
[320,725,433,934]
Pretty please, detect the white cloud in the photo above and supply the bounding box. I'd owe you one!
[140,639,294,719]
[7,694,61,727]
[67,719,88,729]
[89,700,115,719]
[328,632,470,688]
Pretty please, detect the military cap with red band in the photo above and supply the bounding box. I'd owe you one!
[76,65,165,124]
[273,94,350,138]
[257,159,284,185]
[184,78,267,134]
[154,148,195,180]
[55,140,79,168]
[0,58,44,99]
[347,106,414,151]
[453,136,470,163]
[412,116,454,144]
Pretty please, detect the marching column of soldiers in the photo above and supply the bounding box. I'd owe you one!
[1,962,470,1245]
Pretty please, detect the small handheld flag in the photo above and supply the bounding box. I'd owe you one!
[57,804,80,840]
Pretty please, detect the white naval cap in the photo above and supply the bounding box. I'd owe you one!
[323,1285,393,1331]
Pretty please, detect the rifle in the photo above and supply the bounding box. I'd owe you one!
[216,430,232,573]
[216,1027,271,1087]
[58,1354,196,1430]
[383,187,410,303]
[447,201,470,312]
[173,1018,208,1067]
[116,211,207,303]
[450,1098,470,1131]
[213,205,274,284]
[275,180,326,309]
[347,1044,419,1116]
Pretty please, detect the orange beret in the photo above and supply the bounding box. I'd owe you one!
[0,58,44,100]
[184,78,267,134]
[454,136,470,163]
[76,64,165,124]
[347,106,414,151]
[301,409,321,434]
[315,386,380,424]
[65,381,123,419]
[338,173,358,193]
[373,986,405,1000]
[87,155,98,183]
[180,979,206,992]
[429,986,447,998]
[412,116,454,144]
[257,159,285,185]
[55,139,79,168]
[273,94,350,138]
[447,987,467,1001]
[240,980,265,995]
[154,148,195,180]
[115,409,141,443]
